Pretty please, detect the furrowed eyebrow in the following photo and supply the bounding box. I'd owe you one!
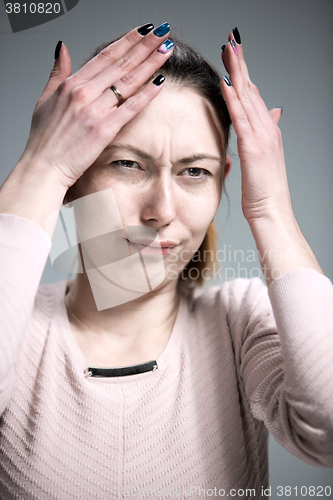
[177,154,223,165]
[105,144,152,161]
[105,144,224,165]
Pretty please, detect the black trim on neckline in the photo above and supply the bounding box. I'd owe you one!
[87,360,158,378]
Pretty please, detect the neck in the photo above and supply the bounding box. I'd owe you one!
[65,273,180,367]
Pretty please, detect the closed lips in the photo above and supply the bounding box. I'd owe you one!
[127,239,178,248]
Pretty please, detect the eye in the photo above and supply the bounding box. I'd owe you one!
[180,167,211,178]
[111,160,141,169]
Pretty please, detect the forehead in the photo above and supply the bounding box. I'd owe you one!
[112,84,226,160]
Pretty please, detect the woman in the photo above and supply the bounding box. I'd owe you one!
[0,22,332,499]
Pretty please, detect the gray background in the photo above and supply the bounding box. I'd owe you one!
[0,0,332,495]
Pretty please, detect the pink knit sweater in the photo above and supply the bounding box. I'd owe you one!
[0,213,333,500]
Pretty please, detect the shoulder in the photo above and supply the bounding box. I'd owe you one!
[31,279,68,323]
[188,277,270,318]
[36,279,68,296]
[182,278,275,354]
[15,280,69,374]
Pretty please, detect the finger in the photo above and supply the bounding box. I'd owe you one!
[79,26,172,102]
[224,30,280,133]
[74,26,146,83]
[223,33,280,135]
[37,42,72,105]
[105,40,174,106]
[222,40,264,133]
[222,30,258,106]
[74,23,170,85]
[227,29,251,82]
[220,76,255,140]
[224,29,262,107]
[269,107,283,126]
[227,30,268,109]
[102,75,166,140]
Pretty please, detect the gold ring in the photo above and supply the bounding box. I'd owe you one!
[110,85,124,104]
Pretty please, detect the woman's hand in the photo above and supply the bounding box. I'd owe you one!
[220,31,291,225]
[20,23,173,190]
[220,29,323,285]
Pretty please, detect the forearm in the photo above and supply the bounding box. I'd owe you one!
[220,34,325,288]
[242,270,333,466]
[0,159,67,238]
[249,211,324,288]
[0,211,52,415]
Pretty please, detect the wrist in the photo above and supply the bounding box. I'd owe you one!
[248,207,298,236]
[249,212,323,287]
[0,159,68,237]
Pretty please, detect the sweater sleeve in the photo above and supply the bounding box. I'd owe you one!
[0,214,51,415]
[228,269,333,467]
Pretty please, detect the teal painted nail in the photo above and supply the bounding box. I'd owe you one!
[223,75,232,86]
[153,22,170,37]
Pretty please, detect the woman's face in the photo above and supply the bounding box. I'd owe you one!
[70,84,231,297]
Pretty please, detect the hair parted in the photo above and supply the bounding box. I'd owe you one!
[89,36,231,149]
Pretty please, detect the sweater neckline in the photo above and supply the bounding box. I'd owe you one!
[54,280,192,383]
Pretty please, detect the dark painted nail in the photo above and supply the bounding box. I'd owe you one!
[221,44,226,52]
[153,22,170,37]
[137,23,154,36]
[153,74,165,86]
[232,27,241,44]
[223,75,232,87]
[54,40,62,60]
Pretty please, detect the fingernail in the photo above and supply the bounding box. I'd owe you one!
[153,74,165,86]
[153,22,170,37]
[137,23,154,36]
[230,40,238,56]
[221,44,226,52]
[277,106,283,117]
[157,39,174,54]
[54,40,62,60]
[223,75,232,87]
[232,27,241,44]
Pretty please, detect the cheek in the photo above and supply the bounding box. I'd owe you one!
[110,184,141,223]
[72,169,130,219]
[115,185,220,226]
[180,182,221,231]
[75,169,222,231]
[69,167,104,201]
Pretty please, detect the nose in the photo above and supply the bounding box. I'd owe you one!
[141,174,176,227]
